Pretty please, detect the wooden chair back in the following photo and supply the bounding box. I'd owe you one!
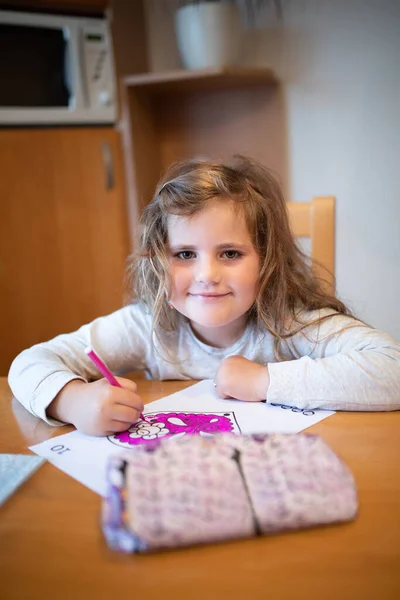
[287,197,335,291]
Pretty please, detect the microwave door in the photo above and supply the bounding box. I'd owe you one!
[0,23,71,108]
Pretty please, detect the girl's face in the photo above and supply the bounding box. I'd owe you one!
[167,200,260,348]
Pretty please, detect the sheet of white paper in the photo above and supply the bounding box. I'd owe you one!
[30,379,334,496]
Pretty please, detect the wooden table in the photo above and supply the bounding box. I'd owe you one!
[1,377,399,600]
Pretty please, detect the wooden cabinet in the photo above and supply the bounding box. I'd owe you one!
[0,127,129,374]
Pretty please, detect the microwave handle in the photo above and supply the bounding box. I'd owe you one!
[63,28,73,106]
[101,141,115,191]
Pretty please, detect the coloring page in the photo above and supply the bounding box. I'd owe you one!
[108,411,241,448]
[30,380,334,496]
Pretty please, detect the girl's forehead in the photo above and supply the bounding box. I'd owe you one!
[166,200,252,243]
[167,198,243,226]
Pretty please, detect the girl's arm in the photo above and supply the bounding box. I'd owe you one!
[8,304,151,425]
[216,311,400,411]
[266,312,400,411]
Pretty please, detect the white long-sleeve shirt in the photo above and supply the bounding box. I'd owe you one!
[8,303,400,425]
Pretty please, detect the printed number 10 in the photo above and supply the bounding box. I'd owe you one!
[51,444,71,455]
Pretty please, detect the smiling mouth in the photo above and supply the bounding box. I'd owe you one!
[189,293,230,298]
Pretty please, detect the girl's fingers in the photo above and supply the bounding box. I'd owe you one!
[114,377,138,393]
[104,421,132,435]
[112,388,144,412]
[214,381,231,400]
[110,403,141,425]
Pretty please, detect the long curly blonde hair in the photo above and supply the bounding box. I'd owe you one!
[126,155,352,351]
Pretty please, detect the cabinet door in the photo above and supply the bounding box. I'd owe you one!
[0,127,130,375]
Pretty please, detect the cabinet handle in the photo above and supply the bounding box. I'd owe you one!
[101,141,115,190]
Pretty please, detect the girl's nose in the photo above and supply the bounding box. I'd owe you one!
[194,257,221,284]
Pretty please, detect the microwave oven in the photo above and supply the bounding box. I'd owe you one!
[0,10,116,125]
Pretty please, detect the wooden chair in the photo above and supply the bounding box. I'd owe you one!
[287,197,335,291]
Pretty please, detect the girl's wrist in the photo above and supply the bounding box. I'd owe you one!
[47,379,86,424]
[256,364,270,401]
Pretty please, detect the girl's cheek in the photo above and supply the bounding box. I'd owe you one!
[173,266,190,284]
[170,271,186,295]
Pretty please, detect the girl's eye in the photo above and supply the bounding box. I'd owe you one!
[222,250,241,259]
[176,250,195,260]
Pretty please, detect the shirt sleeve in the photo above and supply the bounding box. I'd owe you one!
[266,312,400,411]
[8,303,151,425]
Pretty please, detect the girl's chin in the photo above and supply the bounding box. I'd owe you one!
[188,314,246,333]
[187,313,233,328]
[175,303,248,331]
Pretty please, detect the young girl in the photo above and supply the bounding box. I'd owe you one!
[8,156,400,436]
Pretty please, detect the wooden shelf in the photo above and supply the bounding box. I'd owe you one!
[123,67,278,95]
[120,67,285,249]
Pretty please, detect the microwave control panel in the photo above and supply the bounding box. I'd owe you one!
[82,27,115,110]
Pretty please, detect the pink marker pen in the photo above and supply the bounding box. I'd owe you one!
[84,347,148,423]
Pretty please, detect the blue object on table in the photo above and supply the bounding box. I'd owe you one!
[0,454,46,506]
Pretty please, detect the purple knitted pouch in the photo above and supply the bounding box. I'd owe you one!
[102,433,358,553]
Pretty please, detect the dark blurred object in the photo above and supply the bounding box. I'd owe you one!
[0,24,69,107]
[0,0,106,17]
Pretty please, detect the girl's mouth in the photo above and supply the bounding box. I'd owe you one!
[189,293,230,299]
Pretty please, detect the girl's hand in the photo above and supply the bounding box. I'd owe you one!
[47,377,144,437]
[215,356,270,403]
